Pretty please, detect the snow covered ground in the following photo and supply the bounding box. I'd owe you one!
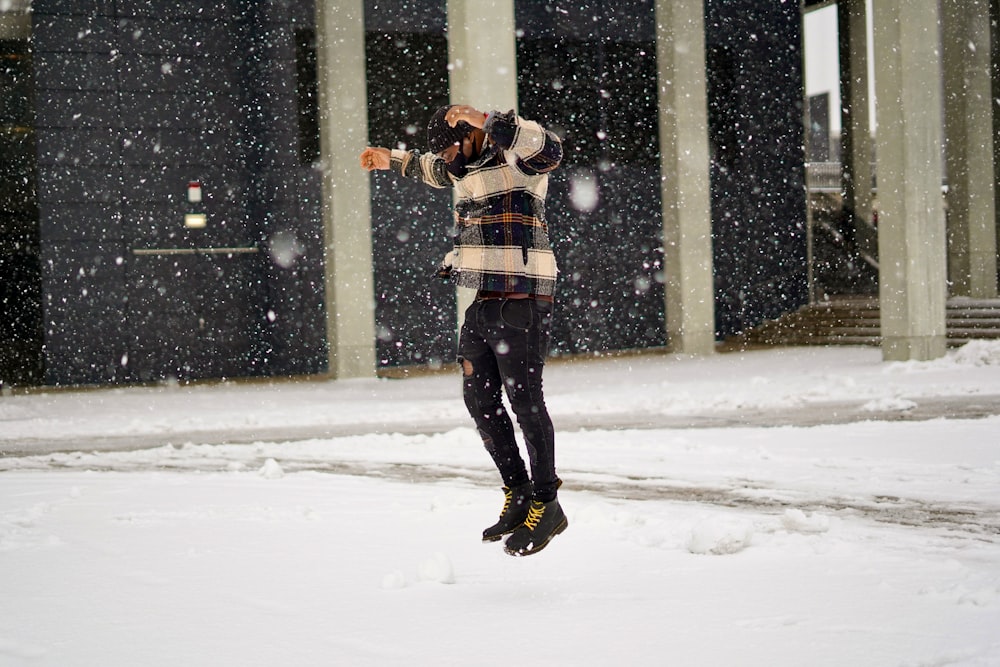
[2,344,999,666]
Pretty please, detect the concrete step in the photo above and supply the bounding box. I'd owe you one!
[736,297,1000,347]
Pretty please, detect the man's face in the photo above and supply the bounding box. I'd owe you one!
[436,141,462,163]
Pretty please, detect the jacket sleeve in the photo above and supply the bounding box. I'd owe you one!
[390,149,452,189]
[484,110,563,175]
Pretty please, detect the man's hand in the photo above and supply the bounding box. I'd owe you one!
[445,105,486,129]
[360,147,390,171]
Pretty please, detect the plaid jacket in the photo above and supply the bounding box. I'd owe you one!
[389,110,563,296]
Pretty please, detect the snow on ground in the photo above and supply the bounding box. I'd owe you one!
[1,344,1000,666]
[3,343,1000,448]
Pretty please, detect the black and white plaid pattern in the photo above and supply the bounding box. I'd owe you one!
[391,111,563,296]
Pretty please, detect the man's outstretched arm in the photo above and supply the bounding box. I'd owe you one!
[360,145,451,188]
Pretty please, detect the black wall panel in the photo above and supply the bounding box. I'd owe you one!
[369,177,457,368]
[31,14,118,52]
[31,0,326,385]
[128,253,263,381]
[33,90,121,128]
[242,2,327,378]
[364,0,456,368]
[38,203,121,244]
[30,0,116,16]
[705,0,809,337]
[40,241,129,384]
[38,165,122,204]
[116,1,232,21]
[516,0,665,356]
[33,52,118,90]
[32,4,126,384]
[36,128,121,166]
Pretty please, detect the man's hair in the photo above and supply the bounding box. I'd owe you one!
[427,105,473,153]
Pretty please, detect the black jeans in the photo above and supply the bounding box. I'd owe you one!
[458,297,559,501]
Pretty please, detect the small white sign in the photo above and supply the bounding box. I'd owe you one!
[184,213,207,229]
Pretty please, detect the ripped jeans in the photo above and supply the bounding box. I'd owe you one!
[458,297,559,502]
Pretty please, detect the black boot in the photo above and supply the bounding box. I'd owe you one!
[503,497,568,557]
[482,482,533,543]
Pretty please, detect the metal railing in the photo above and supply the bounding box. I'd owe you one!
[804,162,843,192]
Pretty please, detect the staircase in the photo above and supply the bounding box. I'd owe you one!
[737,296,1000,348]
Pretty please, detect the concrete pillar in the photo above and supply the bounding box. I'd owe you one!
[872,1,948,361]
[654,0,716,355]
[994,0,1000,282]
[315,0,377,378]
[446,0,519,320]
[942,0,998,298]
[446,0,518,112]
[837,0,876,259]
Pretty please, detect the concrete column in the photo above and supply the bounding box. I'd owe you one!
[942,0,998,298]
[872,1,948,361]
[994,0,1000,280]
[446,0,519,320]
[446,0,518,112]
[837,0,876,259]
[654,0,716,355]
[315,0,377,378]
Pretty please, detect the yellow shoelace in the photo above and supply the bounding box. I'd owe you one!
[523,501,545,530]
[499,488,513,516]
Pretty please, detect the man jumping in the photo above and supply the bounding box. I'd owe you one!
[360,104,566,556]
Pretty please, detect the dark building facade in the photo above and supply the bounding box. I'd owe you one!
[1,0,808,386]
[17,0,327,385]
